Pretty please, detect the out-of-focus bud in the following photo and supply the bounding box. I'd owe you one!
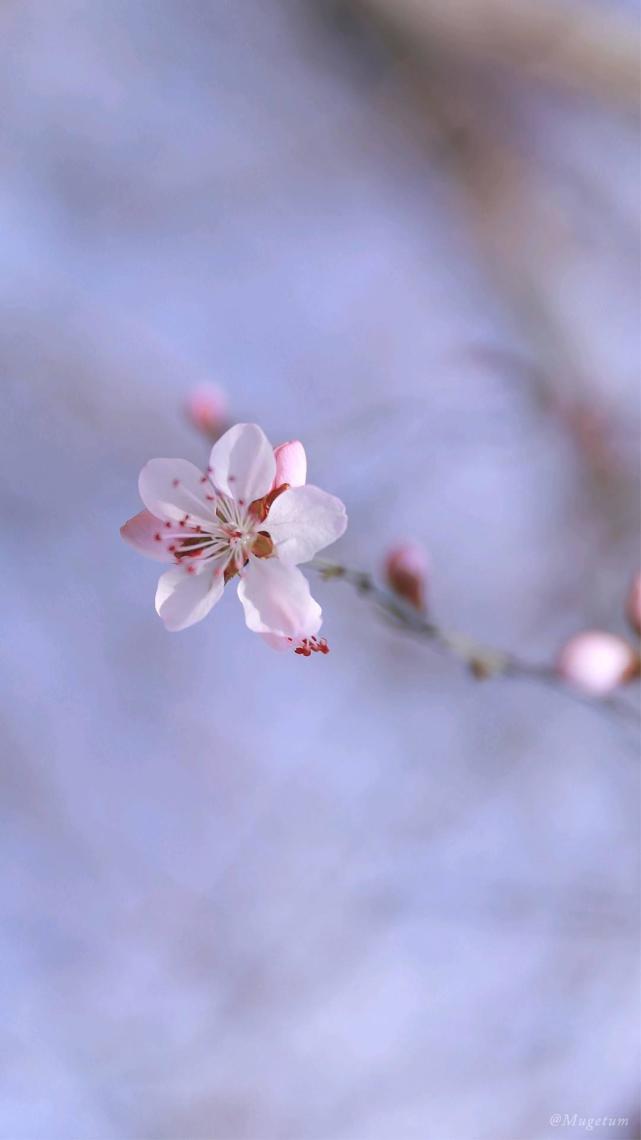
[273,440,307,488]
[384,543,429,612]
[625,572,641,636]
[556,631,640,695]
[185,383,228,440]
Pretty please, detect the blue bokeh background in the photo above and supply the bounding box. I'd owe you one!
[1,2,639,1137]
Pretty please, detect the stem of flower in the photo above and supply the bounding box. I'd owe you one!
[311,559,640,727]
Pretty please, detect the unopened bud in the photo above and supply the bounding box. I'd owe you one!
[185,383,227,439]
[384,543,429,611]
[557,631,640,695]
[273,440,307,488]
[625,572,641,637]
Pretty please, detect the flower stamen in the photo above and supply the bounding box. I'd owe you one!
[293,636,329,657]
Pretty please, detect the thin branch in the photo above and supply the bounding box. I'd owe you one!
[337,1,639,523]
[348,0,641,108]
[312,559,640,726]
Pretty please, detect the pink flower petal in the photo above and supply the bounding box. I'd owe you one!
[265,485,347,565]
[120,509,176,562]
[155,564,224,631]
[273,440,307,488]
[139,458,214,524]
[237,558,321,640]
[208,423,276,505]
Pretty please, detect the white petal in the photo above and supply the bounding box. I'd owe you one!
[208,423,276,505]
[237,558,321,639]
[120,509,175,562]
[155,564,224,631]
[273,440,307,488]
[265,485,347,565]
[139,458,214,524]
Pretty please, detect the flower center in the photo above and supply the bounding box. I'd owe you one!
[159,482,284,579]
[211,495,260,576]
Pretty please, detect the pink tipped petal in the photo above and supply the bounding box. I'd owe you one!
[139,458,214,524]
[273,440,307,488]
[265,485,347,565]
[155,564,224,631]
[120,509,175,562]
[237,558,322,640]
[208,423,276,504]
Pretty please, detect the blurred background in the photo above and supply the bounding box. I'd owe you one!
[1,1,640,1137]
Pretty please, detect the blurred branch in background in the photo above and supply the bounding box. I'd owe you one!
[331,0,641,539]
[347,0,641,107]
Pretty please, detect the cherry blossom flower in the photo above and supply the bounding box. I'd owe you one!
[556,630,640,695]
[121,423,347,652]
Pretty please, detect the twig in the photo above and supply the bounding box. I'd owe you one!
[335,0,639,524]
[312,559,640,726]
[348,0,641,107]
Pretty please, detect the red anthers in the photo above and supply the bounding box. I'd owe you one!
[294,636,329,657]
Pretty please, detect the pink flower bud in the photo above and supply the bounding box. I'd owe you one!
[557,631,640,695]
[273,440,307,488]
[626,572,641,636]
[185,383,227,439]
[384,543,429,611]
